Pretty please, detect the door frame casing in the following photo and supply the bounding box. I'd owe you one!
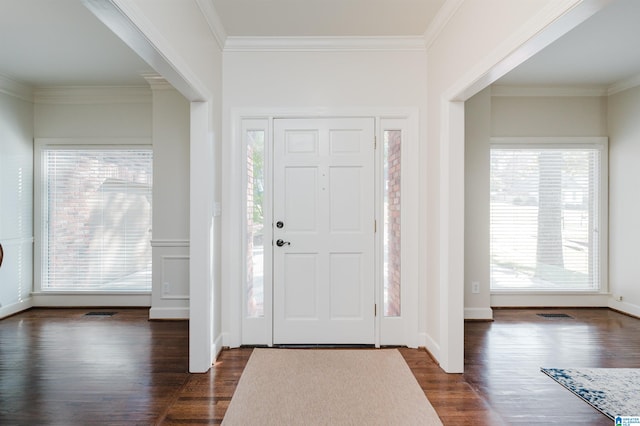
[223,107,420,348]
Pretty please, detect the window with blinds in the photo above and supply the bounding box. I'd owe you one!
[490,146,602,291]
[41,147,152,291]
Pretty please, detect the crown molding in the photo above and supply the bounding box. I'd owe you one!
[0,73,34,102]
[608,72,640,96]
[491,84,608,97]
[195,0,227,50]
[34,86,151,104]
[141,73,174,91]
[223,36,426,52]
[424,0,465,50]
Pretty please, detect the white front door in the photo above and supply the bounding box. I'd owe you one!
[273,118,375,344]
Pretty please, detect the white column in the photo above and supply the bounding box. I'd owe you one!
[189,101,214,373]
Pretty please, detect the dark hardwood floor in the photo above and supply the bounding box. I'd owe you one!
[1,307,638,425]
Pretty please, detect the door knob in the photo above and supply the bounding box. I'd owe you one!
[276,239,290,247]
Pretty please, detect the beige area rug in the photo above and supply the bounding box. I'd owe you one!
[222,348,443,426]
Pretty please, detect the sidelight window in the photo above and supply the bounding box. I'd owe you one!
[246,129,265,318]
[383,130,401,316]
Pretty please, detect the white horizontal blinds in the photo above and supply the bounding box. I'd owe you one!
[490,148,600,291]
[43,148,152,291]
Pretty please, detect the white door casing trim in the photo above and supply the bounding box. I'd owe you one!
[224,108,420,348]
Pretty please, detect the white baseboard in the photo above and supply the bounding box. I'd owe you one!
[221,331,239,349]
[149,306,189,320]
[464,307,494,320]
[609,299,640,318]
[0,298,33,319]
[420,332,440,362]
[31,293,151,307]
[212,333,224,361]
[491,293,609,307]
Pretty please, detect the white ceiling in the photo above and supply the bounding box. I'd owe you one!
[496,0,640,88]
[0,0,639,90]
[210,0,446,37]
[0,0,153,86]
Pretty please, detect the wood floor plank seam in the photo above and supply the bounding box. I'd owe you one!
[1,307,637,425]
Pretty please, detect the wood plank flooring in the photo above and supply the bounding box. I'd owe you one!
[1,307,639,425]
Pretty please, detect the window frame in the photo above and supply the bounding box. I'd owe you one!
[489,137,608,294]
[34,138,153,294]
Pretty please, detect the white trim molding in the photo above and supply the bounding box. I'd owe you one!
[423,0,465,49]
[492,293,610,307]
[0,298,33,320]
[0,73,33,102]
[149,306,189,320]
[150,239,190,248]
[608,72,640,96]
[492,84,608,97]
[34,86,151,104]
[195,0,228,50]
[464,308,494,320]
[141,73,174,91]
[223,36,426,52]
[421,332,440,362]
[212,334,224,361]
[609,298,640,319]
[160,255,190,300]
[31,292,151,307]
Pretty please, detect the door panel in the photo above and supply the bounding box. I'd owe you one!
[329,253,362,319]
[283,254,318,319]
[284,167,318,232]
[273,117,375,344]
[330,167,363,232]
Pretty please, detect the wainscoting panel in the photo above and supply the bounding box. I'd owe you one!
[0,237,34,318]
[151,240,189,319]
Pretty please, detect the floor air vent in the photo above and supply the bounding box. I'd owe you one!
[537,313,573,319]
[85,312,117,317]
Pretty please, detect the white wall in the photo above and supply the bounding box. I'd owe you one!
[149,86,191,319]
[608,85,640,316]
[492,95,608,137]
[464,87,491,319]
[0,89,33,318]
[223,50,427,109]
[222,48,428,345]
[464,90,609,316]
[34,95,151,138]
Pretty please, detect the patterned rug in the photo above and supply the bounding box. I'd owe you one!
[541,368,640,420]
